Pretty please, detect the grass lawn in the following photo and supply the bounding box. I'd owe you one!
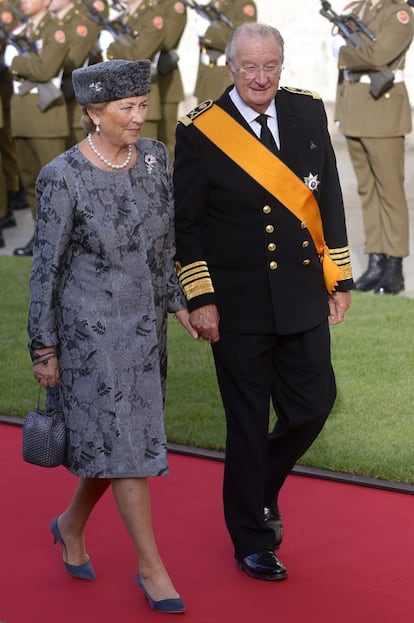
[1,256,414,483]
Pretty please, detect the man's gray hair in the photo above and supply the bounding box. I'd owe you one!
[225,23,285,66]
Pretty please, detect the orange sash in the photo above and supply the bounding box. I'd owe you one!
[192,104,344,293]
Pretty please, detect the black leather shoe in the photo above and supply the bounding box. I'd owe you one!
[354,253,387,291]
[264,506,283,549]
[13,236,34,257]
[0,209,17,229]
[237,550,287,581]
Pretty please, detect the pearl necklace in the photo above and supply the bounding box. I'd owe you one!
[87,133,133,170]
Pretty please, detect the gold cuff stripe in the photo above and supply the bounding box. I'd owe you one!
[328,246,353,280]
[329,245,351,257]
[183,277,215,300]
[177,261,215,300]
[339,264,353,280]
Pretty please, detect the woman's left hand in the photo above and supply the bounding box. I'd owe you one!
[32,351,60,388]
[175,309,199,339]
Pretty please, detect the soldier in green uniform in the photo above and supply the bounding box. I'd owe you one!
[193,0,257,103]
[333,0,414,294]
[0,0,24,225]
[99,0,166,139]
[4,0,69,256]
[157,0,186,160]
[50,0,101,148]
[1,9,14,243]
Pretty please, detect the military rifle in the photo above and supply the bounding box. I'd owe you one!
[80,0,138,38]
[182,0,233,29]
[0,26,37,54]
[81,0,181,75]
[0,4,37,55]
[319,0,394,99]
[0,8,62,111]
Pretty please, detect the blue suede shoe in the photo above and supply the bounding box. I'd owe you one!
[136,574,185,613]
[50,516,96,581]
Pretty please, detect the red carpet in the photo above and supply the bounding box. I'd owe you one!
[1,422,413,623]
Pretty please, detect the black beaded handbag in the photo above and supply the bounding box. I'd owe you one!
[22,389,67,468]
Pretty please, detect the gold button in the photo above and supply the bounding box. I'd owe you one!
[263,205,271,214]
[268,243,276,252]
[269,261,278,270]
[301,221,307,229]
[385,92,390,99]
[266,225,274,234]
[302,240,309,248]
[302,259,311,266]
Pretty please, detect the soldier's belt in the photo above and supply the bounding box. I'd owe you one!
[200,50,226,67]
[13,74,62,94]
[343,69,404,84]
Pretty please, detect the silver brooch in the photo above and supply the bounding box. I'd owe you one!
[304,172,320,192]
[89,81,103,92]
[145,154,157,174]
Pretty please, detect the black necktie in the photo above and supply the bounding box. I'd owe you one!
[255,114,278,154]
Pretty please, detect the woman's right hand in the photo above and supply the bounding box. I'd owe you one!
[175,308,199,340]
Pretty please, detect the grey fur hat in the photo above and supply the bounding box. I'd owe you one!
[72,59,152,105]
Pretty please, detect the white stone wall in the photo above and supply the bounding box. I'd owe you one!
[177,0,414,105]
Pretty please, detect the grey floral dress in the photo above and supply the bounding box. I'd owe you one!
[28,138,186,478]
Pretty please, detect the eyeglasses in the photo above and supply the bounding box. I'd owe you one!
[232,64,282,78]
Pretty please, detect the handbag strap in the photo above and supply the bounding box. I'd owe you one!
[36,386,42,410]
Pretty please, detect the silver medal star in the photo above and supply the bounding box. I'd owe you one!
[304,172,320,192]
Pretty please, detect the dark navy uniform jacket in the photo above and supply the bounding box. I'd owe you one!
[173,86,353,336]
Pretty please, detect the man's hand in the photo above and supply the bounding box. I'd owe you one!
[328,291,351,325]
[189,304,220,343]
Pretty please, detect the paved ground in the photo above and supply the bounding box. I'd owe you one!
[1,116,413,298]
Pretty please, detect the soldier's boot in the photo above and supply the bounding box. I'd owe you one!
[0,209,17,228]
[374,257,405,295]
[354,253,387,292]
[7,186,30,211]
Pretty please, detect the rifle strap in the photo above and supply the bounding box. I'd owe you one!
[189,102,344,293]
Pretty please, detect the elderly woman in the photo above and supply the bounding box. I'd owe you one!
[28,59,196,613]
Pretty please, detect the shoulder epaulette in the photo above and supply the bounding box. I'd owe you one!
[281,86,321,100]
[178,99,214,126]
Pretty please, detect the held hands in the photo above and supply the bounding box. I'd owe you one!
[328,291,351,325]
[189,304,220,344]
[175,306,220,343]
[32,348,60,389]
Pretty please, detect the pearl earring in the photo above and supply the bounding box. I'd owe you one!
[96,124,100,134]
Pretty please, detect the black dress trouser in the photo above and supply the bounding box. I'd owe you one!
[211,320,336,558]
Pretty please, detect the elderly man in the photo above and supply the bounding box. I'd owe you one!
[174,22,353,581]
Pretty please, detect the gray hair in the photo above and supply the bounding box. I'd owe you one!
[80,102,106,134]
[226,23,285,66]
